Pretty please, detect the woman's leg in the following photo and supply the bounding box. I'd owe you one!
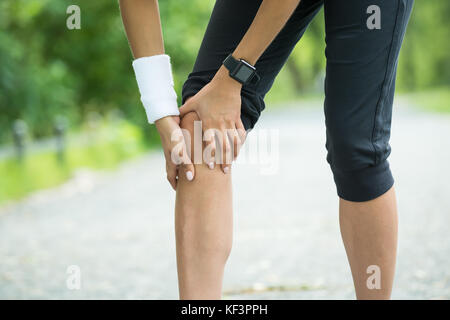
[323,0,413,299]
[175,111,233,299]
[339,187,398,299]
[177,0,323,300]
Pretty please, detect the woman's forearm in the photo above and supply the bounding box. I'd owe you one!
[212,0,301,89]
[119,0,164,58]
[232,0,301,65]
[119,0,180,125]
[120,1,195,183]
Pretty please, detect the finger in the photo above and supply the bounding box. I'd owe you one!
[183,162,195,182]
[220,127,232,174]
[236,118,247,143]
[166,162,178,190]
[203,127,216,170]
[227,127,242,160]
[169,129,186,167]
[179,100,195,117]
[224,121,240,160]
[178,129,195,181]
[177,140,194,181]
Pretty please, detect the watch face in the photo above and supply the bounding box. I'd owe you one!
[235,65,254,81]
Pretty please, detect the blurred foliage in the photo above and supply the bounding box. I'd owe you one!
[0,0,449,144]
[398,2,450,90]
[402,87,450,114]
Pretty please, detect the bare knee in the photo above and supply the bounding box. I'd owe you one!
[177,113,232,261]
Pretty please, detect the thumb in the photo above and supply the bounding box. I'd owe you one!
[179,100,195,117]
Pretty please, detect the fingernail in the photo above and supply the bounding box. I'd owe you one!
[186,171,193,181]
[223,166,229,174]
[208,162,214,170]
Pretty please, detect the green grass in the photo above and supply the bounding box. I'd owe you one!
[0,121,149,205]
[402,86,450,113]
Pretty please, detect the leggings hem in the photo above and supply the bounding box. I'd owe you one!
[333,160,394,202]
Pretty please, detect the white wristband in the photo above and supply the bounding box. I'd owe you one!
[132,54,179,123]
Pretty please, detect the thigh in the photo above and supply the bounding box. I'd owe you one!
[323,0,414,170]
[182,0,324,130]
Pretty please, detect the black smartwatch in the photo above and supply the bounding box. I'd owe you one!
[223,54,260,85]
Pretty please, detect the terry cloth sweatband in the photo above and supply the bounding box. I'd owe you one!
[132,54,179,123]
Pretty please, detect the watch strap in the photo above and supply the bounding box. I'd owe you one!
[223,54,239,75]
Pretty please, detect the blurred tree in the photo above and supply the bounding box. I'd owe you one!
[0,0,448,144]
[397,1,450,90]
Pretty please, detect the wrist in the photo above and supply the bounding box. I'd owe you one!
[220,53,259,87]
[155,116,180,140]
[132,54,180,123]
[212,66,243,90]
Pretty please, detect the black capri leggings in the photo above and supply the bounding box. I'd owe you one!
[182,0,414,202]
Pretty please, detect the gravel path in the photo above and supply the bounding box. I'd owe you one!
[1,101,449,299]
